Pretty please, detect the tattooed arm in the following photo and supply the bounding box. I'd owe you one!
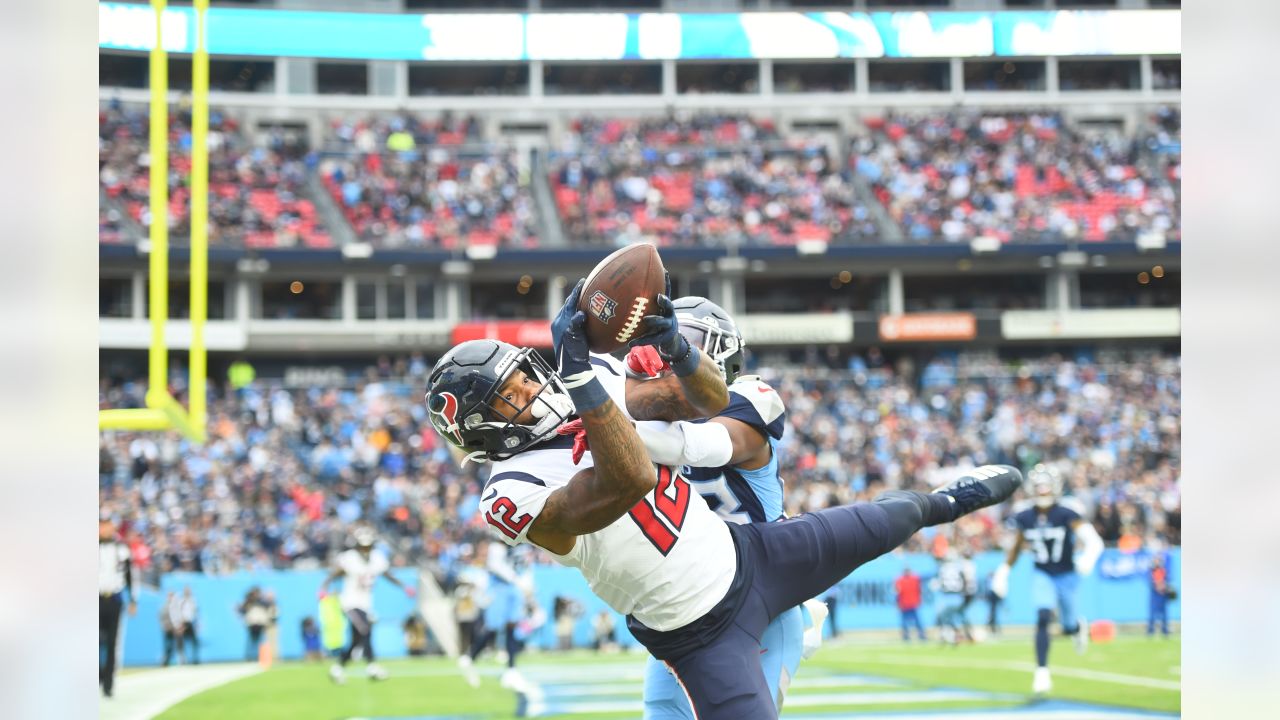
[526,395,658,555]
[625,350,728,422]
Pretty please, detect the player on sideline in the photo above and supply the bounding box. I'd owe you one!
[426,279,1021,720]
[609,297,816,717]
[991,463,1104,696]
[458,541,534,690]
[319,527,415,684]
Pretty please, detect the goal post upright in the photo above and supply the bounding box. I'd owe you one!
[99,0,208,443]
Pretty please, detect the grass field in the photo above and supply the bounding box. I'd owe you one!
[158,632,1180,719]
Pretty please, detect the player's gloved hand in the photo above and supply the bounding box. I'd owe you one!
[991,563,1010,599]
[551,279,610,412]
[628,273,698,376]
[625,345,670,378]
[556,418,589,465]
[552,278,591,380]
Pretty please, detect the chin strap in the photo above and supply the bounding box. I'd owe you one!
[460,451,489,467]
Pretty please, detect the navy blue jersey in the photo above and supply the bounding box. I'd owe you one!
[683,377,787,524]
[1013,504,1081,576]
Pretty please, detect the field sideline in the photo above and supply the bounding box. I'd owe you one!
[153,633,1180,719]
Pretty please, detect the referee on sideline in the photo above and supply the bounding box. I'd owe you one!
[99,519,135,698]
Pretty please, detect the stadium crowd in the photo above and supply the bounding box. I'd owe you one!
[99,349,1180,586]
[99,105,1181,251]
[98,99,332,248]
[549,114,881,248]
[850,108,1181,245]
[317,113,540,249]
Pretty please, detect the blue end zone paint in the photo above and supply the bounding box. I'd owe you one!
[512,663,1179,720]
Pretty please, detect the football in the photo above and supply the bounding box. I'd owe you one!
[577,243,667,354]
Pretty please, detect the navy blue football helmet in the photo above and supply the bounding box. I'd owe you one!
[672,296,745,384]
[426,339,573,463]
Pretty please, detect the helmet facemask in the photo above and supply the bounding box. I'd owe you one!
[677,316,745,384]
[460,347,575,463]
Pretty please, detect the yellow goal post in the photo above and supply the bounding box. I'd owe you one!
[99,0,209,443]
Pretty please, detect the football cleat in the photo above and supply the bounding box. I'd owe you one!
[933,465,1022,517]
[367,663,389,681]
[1032,667,1052,696]
[458,654,480,689]
[800,598,829,660]
[1075,617,1090,655]
[500,668,529,693]
[329,663,346,685]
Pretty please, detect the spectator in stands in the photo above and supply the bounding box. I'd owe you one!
[97,350,1179,578]
[894,567,926,642]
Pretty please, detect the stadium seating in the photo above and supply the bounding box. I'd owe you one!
[548,114,881,247]
[850,109,1181,245]
[99,351,1180,579]
[98,100,333,248]
[317,113,539,249]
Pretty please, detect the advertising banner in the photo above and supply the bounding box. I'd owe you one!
[99,4,1180,62]
[737,312,854,345]
[451,320,553,348]
[1001,308,1181,340]
[878,312,977,342]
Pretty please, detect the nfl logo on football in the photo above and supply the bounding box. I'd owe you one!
[588,290,617,323]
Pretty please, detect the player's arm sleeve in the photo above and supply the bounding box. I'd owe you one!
[1073,519,1104,576]
[635,419,734,468]
[480,473,556,547]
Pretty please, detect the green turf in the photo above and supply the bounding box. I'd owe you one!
[157,632,1180,719]
[811,633,1181,715]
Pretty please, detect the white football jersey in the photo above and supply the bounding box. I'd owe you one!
[337,548,389,612]
[479,353,736,632]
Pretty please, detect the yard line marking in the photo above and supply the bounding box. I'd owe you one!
[858,655,1180,691]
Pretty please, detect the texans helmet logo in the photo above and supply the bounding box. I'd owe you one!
[588,290,618,323]
[430,391,465,446]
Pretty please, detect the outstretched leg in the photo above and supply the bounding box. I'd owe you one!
[746,466,1022,621]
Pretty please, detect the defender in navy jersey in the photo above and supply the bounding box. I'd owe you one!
[622,297,812,718]
[991,464,1105,696]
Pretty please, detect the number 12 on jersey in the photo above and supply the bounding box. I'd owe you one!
[629,466,690,556]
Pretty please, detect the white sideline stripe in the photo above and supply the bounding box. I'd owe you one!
[532,689,1008,715]
[778,707,1172,712]
[99,662,262,720]
[535,674,906,697]
[860,655,1181,691]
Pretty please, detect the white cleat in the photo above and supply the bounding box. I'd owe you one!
[457,654,480,689]
[1075,617,1090,655]
[1032,667,1052,696]
[500,668,528,692]
[800,598,829,660]
[329,663,347,685]
[367,663,389,681]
